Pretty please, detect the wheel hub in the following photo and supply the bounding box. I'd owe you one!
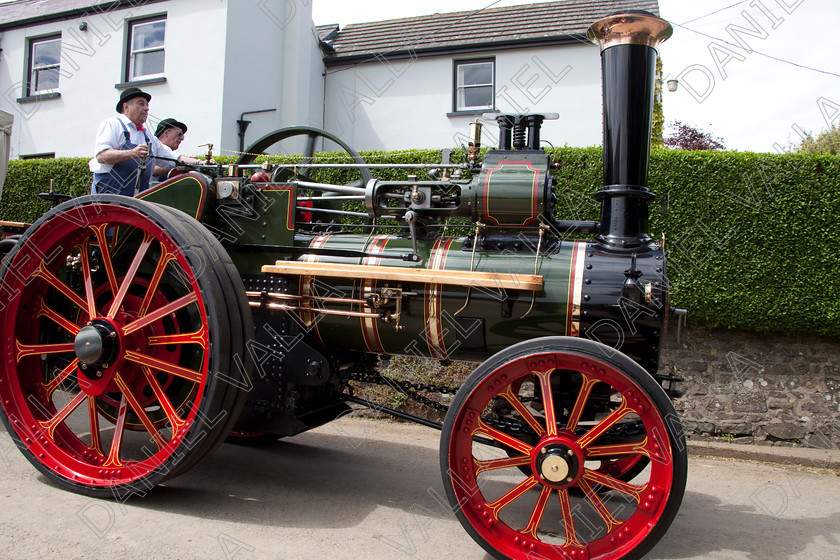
[535,444,579,486]
[74,319,121,392]
[74,325,105,365]
[540,455,570,482]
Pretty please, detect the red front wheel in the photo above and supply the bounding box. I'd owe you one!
[440,337,686,560]
[0,195,252,497]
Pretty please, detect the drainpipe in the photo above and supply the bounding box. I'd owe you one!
[237,108,277,154]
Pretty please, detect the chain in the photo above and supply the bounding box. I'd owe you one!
[340,368,460,414]
[486,413,647,443]
[221,147,445,162]
[339,369,646,445]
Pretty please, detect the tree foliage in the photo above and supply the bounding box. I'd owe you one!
[664,121,726,151]
[796,125,840,155]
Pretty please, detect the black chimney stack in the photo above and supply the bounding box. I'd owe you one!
[588,11,672,249]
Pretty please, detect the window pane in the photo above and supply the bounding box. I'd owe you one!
[459,63,492,86]
[133,50,165,77]
[35,67,60,91]
[463,86,493,108]
[132,20,166,51]
[33,40,60,67]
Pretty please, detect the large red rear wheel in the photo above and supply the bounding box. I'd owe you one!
[441,337,686,560]
[0,195,252,497]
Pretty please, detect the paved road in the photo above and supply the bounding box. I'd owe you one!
[0,416,838,560]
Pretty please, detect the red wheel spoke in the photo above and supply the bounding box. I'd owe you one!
[32,261,88,314]
[15,340,75,363]
[147,324,208,347]
[140,366,187,432]
[558,489,584,548]
[535,369,558,436]
[38,391,86,440]
[586,439,649,459]
[0,199,244,494]
[123,292,199,336]
[107,231,154,319]
[582,469,645,502]
[43,359,80,399]
[114,373,167,450]
[86,396,105,457]
[79,240,99,319]
[103,395,128,467]
[474,454,530,476]
[89,223,119,297]
[565,372,600,432]
[520,485,552,541]
[124,350,203,384]
[36,298,81,336]
[498,383,545,438]
[575,398,633,450]
[137,248,177,318]
[578,477,622,533]
[476,419,534,456]
[485,476,539,520]
[442,345,686,559]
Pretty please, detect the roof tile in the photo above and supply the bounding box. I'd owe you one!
[0,0,165,29]
[325,0,660,62]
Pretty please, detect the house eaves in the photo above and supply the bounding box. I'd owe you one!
[323,0,659,68]
[0,0,169,32]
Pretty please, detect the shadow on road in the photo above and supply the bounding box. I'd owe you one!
[52,423,838,560]
[652,490,840,559]
[114,429,453,529]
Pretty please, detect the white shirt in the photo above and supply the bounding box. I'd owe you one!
[157,158,177,170]
[152,155,179,183]
[89,114,179,173]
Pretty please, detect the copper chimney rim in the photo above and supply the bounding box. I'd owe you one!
[587,11,672,52]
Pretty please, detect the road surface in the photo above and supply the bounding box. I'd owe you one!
[0,415,838,560]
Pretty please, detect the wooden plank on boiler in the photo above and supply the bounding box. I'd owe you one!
[262,261,544,291]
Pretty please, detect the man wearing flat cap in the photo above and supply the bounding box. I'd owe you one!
[89,88,205,195]
[152,117,187,182]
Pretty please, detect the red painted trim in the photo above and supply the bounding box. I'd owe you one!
[137,172,208,220]
[257,184,296,230]
[360,235,390,354]
[425,237,455,360]
[482,160,541,226]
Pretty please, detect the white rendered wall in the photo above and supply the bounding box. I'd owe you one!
[220,0,326,158]
[0,0,229,159]
[0,0,327,160]
[323,43,604,152]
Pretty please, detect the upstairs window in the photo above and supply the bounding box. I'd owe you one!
[127,16,166,81]
[28,35,61,95]
[454,59,494,112]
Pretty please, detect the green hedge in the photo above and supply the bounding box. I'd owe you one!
[1,148,837,336]
[1,158,95,224]
[552,147,840,335]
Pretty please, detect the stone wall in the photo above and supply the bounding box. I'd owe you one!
[659,326,840,449]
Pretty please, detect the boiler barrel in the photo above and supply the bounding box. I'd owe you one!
[275,232,666,372]
[286,233,582,362]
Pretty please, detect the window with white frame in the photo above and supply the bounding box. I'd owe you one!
[27,35,61,95]
[454,59,494,112]
[127,16,166,81]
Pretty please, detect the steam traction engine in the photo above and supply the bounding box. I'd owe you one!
[0,12,685,560]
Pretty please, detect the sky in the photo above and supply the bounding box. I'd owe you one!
[311,0,840,153]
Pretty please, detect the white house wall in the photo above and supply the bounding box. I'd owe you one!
[220,0,326,158]
[323,43,604,152]
[0,0,229,160]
